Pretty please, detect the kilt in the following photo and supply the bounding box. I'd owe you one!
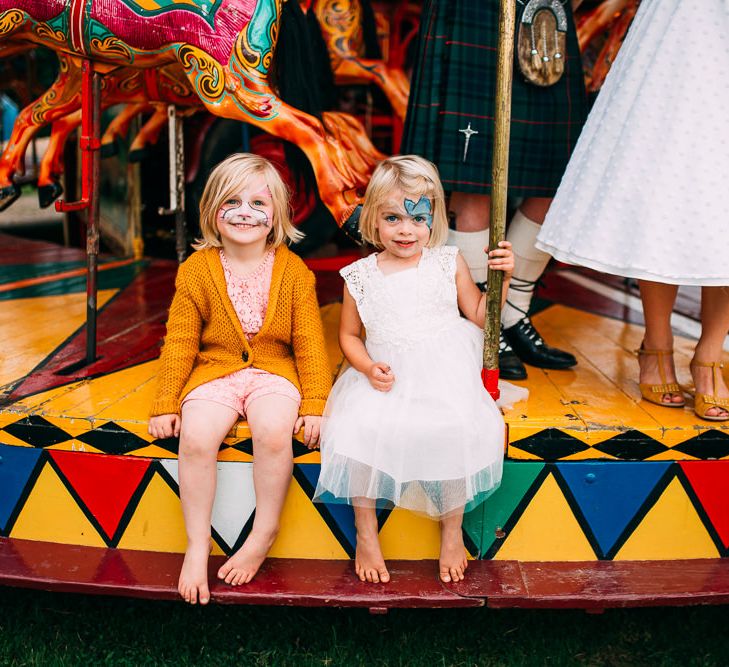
[401,0,589,197]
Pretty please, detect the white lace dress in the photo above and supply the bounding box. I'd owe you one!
[536,0,729,285]
[315,246,519,518]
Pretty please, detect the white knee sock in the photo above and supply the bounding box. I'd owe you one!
[501,210,551,329]
[447,228,490,284]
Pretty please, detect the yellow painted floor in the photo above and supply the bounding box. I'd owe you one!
[1,296,727,461]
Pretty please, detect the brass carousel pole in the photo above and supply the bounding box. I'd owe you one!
[482,0,516,400]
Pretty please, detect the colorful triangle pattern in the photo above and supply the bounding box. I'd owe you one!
[160,459,257,552]
[679,461,729,550]
[0,444,42,532]
[50,450,151,541]
[556,461,671,557]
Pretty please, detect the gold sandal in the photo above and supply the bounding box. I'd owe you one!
[635,346,685,408]
[690,360,729,422]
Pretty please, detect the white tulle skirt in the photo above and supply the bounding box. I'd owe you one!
[314,319,527,518]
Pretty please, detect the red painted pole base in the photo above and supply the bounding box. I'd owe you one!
[482,368,500,401]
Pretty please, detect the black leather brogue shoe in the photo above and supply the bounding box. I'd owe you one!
[499,332,528,380]
[503,316,577,369]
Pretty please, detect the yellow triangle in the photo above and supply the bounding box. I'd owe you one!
[10,463,105,547]
[379,508,441,559]
[117,472,187,553]
[268,480,348,559]
[615,477,720,560]
[494,473,597,561]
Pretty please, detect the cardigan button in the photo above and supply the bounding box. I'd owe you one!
[241,350,249,362]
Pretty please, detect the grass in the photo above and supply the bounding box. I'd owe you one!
[1,587,728,666]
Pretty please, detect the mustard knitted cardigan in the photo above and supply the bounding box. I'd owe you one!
[150,245,332,417]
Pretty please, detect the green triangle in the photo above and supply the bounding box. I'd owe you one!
[463,462,545,556]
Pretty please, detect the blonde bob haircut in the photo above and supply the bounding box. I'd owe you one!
[359,155,448,249]
[193,153,303,250]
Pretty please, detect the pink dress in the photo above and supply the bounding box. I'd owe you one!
[182,249,301,415]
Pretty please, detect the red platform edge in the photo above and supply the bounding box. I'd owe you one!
[2,538,729,609]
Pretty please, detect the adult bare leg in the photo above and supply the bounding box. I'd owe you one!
[637,280,683,405]
[217,394,299,585]
[691,286,729,419]
[178,400,240,604]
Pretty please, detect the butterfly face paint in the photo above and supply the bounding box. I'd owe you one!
[403,196,433,229]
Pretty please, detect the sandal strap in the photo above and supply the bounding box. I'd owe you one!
[648,382,681,394]
[697,394,729,408]
[635,346,675,387]
[692,360,725,369]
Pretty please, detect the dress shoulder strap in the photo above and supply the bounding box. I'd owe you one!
[339,255,373,311]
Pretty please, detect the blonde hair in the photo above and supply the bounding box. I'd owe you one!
[359,155,448,249]
[193,153,303,250]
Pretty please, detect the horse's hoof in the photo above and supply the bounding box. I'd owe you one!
[38,182,63,208]
[100,139,119,158]
[0,184,21,212]
[128,146,149,163]
[341,204,363,245]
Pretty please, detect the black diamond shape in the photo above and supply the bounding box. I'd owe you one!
[76,421,150,455]
[672,430,729,460]
[232,437,310,458]
[509,428,587,460]
[153,437,179,455]
[4,415,71,447]
[592,430,668,460]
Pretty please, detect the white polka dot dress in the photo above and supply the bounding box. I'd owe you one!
[536,0,729,286]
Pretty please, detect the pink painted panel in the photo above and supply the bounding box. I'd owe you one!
[90,0,256,64]
[0,0,67,22]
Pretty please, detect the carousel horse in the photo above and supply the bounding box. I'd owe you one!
[0,0,383,226]
[313,0,410,120]
[575,0,639,92]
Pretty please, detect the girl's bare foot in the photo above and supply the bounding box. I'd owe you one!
[355,531,390,583]
[217,530,277,586]
[439,526,468,583]
[178,542,211,604]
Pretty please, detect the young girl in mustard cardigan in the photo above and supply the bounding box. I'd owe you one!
[149,154,331,605]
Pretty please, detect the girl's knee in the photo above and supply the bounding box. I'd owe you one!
[179,432,219,459]
[253,428,293,456]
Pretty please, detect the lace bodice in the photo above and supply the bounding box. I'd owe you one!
[220,249,274,339]
[340,246,462,348]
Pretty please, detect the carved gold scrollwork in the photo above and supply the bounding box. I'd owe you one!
[0,9,23,36]
[89,36,133,63]
[178,45,225,102]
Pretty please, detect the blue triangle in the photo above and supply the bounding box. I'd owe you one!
[295,463,356,555]
[0,445,43,532]
[556,461,671,557]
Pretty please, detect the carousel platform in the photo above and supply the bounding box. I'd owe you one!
[1,233,728,607]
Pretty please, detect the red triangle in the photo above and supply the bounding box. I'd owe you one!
[50,451,151,541]
[680,461,729,549]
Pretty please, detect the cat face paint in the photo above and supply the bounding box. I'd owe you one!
[218,183,273,229]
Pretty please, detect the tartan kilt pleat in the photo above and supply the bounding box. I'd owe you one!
[401,0,589,197]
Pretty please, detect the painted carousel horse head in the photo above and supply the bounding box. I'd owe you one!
[0,0,383,228]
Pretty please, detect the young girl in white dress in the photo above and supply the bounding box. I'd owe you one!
[315,155,523,584]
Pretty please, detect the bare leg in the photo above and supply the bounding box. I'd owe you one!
[439,509,468,583]
[353,501,389,583]
[691,286,729,418]
[178,400,240,605]
[449,192,490,232]
[519,196,552,224]
[638,281,683,405]
[217,394,298,585]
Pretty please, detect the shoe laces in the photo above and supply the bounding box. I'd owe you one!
[517,316,545,347]
[499,331,514,353]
